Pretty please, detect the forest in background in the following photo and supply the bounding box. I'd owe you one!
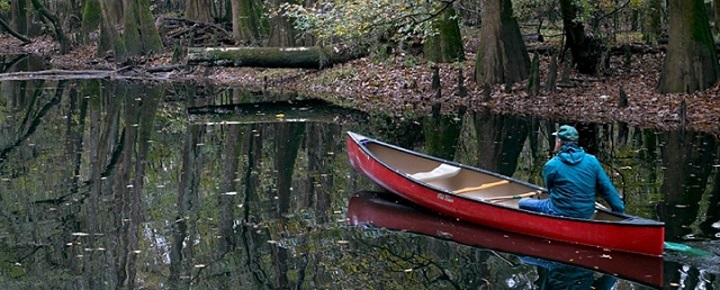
[2,0,720,135]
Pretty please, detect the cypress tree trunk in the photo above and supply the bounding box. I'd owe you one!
[231,0,261,44]
[10,0,29,36]
[98,0,127,61]
[715,0,720,33]
[643,0,663,45]
[424,4,464,63]
[82,0,102,44]
[186,0,213,23]
[658,0,719,93]
[267,0,297,47]
[123,0,164,56]
[559,0,602,74]
[474,0,529,84]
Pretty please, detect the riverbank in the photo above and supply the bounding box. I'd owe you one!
[2,34,719,136]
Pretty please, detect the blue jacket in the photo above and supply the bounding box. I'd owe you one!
[543,144,625,218]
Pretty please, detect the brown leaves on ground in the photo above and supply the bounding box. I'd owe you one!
[2,35,719,136]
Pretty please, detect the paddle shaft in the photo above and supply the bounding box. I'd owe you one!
[455,180,510,194]
[487,191,540,202]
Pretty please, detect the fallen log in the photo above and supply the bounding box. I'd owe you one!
[187,46,365,69]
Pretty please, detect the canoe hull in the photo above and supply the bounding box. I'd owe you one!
[346,131,665,256]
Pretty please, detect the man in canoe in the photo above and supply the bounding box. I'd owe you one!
[519,125,625,218]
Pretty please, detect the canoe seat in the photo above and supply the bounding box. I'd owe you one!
[410,164,461,183]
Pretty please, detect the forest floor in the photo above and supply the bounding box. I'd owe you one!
[2,34,720,136]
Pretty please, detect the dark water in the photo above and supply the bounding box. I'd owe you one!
[0,79,718,289]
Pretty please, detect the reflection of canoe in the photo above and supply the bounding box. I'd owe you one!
[346,131,665,256]
[347,191,664,288]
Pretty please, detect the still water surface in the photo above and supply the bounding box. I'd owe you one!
[0,79,718,289]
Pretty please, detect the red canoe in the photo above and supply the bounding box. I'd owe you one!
[347,191,664,288]
[346,131,665,256]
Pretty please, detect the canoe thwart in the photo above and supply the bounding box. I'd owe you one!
[488,191,541,202]
[411,164,461,183]
[455,180,510,194]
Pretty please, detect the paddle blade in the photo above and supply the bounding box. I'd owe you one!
[664,242,713,256]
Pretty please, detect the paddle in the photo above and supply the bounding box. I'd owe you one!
[455,180,510,194]
[487,191,540,202]
[591,203,712,257]
[663,241,713,256]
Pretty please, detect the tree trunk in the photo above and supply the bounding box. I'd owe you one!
[715,0,720,33]
[187,46,364,68]
[474,0,529,84]
[423,4,464,63]
[231,0,262,44]
[82,0,102,44]
[267,0,297,47]
[186,0,213,23]
[11,0,29,36]
[643,0,663,45]
[559,0,602,74]
[658,0,719,93]
[98,0,127,61]
[123,0,164,56]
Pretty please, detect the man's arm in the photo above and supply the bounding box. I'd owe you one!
[594,159,625,213]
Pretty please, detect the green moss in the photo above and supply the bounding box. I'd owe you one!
[424,7,464,63]
[81,0,101,34]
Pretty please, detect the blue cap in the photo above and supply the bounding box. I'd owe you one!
[553,125,579,142]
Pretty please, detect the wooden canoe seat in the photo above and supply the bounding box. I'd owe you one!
[455,180,510,194]
[410,164,462,183]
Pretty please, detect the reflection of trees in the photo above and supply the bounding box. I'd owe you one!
[473,112,529,176]
[113,84,162,288]
[306,123,340,224]
[0,80,62,173]
[0,80,167,288]
[700,166,720,238]
[423,114,464,161]
[658,131,717,240]
[341,228,534,289]
[169,123,205,289]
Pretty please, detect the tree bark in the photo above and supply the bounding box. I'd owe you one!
[82,0,102,44]
[98,0,127,61]
[230,0,262,44]
[185,0,213,23]
[187,46,364,68]
[267,0,297,47]
[10,0,29,36]
[643,0,663,45]
[658,0,719,93]
[123,0,164,56]
[474,0,529,84]
[559,0,602,74]
[424,4,464,63]
[715,0,720,34]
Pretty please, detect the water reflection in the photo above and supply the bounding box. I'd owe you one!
[0,79,717,289]
[347,191,663,288]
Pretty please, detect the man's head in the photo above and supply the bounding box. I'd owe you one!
[553,125,579,143]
